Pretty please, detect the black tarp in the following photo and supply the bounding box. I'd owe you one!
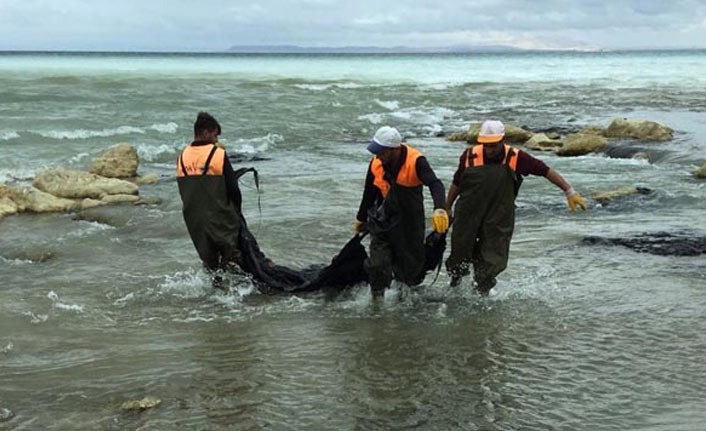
[231,167,446,294]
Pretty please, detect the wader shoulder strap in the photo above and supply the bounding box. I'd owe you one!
[202,145,219,176]
[502,145,518,171]
[179,151,189,177]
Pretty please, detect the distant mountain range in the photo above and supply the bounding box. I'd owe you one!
[227,44,575,54]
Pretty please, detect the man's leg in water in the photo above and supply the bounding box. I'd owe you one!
[366,234,393,299]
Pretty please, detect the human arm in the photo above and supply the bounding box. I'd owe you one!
[354,162,381,232]
[415,156,448,233]
[446,150,468,215]
[222,151,243,210]
[446,183,460,215]
[546,168,586,211]
[415,156,446,210]
[516,150,585,211]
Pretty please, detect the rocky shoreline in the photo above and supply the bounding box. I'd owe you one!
[0,143,160,222]
[448,116,705,180]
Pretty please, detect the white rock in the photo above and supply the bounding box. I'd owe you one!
[33,170,138,199]
[89,143,139,178]
[604,118,673,141]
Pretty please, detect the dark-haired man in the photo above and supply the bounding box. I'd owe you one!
[177,112,244,273]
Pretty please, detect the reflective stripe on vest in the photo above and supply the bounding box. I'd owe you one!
[371,145,423,198]
[465,144,518,171]
[176,144,225,177]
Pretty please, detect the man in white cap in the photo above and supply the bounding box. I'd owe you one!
[354,126,449,298]
[445,120,586,294]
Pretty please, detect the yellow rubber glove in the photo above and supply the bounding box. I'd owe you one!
[431,209,449,233]
[565,188,587,212]
[353,219,364,235]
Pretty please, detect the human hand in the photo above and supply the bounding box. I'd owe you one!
[431,209,449,233]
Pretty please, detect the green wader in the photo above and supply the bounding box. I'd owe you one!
[366,181,426,294]
[177,162,241,272]
[446,162,518,293]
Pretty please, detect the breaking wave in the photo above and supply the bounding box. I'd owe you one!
[34,122,180,140]
[0,131,20,141]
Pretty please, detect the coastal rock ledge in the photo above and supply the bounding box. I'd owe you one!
[604,118,673,141]
[0,144,161,222]
[695,162,706,179]
[33,170,138,199]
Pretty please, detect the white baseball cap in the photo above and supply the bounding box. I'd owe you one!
[367,126,402,155]
[478,120,505,143]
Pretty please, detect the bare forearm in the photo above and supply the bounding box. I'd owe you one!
[546,168,571,193]
[446,183,460,212]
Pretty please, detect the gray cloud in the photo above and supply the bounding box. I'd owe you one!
[1,0,705,50]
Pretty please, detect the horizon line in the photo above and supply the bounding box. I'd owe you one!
[1,46,705,55]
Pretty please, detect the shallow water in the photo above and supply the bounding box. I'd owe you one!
[1,51,706,430]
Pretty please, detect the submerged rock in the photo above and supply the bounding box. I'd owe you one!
[0,407,14,422]
[604,118,673,141]
[134,197,162,206]
[131,173,159,186]
[579,126,606,136]
[695,162,706,179]
[89,143,139,178]
[582,232,706,256]
[120,396,161,411]
[33,170,138,199]
[592,186,652,204]
[556,133,607,156]
[603,144,647,160]
[8,250,56,263]
[525,133,563,151]
[101,194,140,204]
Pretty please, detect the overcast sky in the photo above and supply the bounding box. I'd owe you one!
[2,0,706,51]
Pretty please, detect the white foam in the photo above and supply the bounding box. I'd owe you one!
[23,311,48,324]
[358,106,457,128]
[136,141,183,162]
[293,82,365,91]
[374,99,400,110]
[0,167,36,184]
[35,122,178,140]
[0,131,20,141]
[357,113,385,124]
[37,126,145,140]
[68,152,91,164]
[47,290,85,312]
[113,292,135,307]
[159,269,210,298]
[230,133,283,154]
[1,341,13,354]
[148,122,179,134]
[294,83,332,91]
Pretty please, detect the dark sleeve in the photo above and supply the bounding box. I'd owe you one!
[415,156,446,210]
[356,161,381,222]
[515,150,550,177]
[452,150,468,186]
[222,152,243,210]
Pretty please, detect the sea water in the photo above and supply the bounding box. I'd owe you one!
[1,51,705,430]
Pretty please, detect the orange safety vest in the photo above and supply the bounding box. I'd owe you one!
[176,144,225,177]
[465,144,518,171]
[370,145,423,198]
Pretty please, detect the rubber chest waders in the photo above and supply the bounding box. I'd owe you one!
[366,145,426,292]
[177,144,241,271]
[446,145,521,292]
